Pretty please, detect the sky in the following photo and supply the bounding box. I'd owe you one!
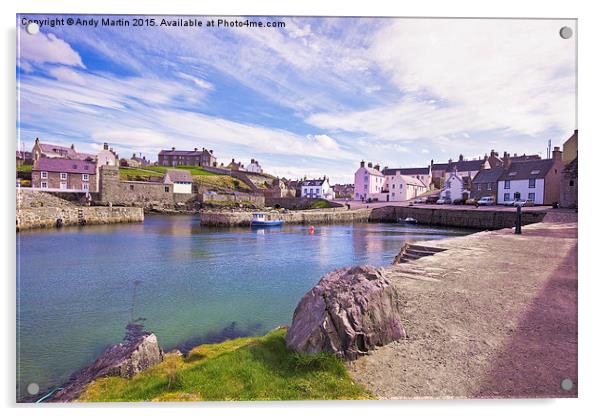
[16,16,576,183]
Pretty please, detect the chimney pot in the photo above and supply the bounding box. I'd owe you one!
[103,143,109,150]
[171,147,175,151]
[360,160,365,168]
[194,147,198,152]
[368,162,373,168]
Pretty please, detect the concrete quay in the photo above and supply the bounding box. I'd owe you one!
[347,212,578,398]
[16,206,144,231]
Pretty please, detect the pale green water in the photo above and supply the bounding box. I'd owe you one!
[16,215,471,398]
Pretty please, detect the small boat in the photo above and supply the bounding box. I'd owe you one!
[251,212,283,226]
[403,217,418,224]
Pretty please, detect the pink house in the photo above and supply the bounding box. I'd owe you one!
[354,161,385,201]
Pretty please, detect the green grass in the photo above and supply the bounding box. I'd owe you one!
[77,328,372,402]
[143,166,217,177]
[16,164,33,172]
[309,200,331,209]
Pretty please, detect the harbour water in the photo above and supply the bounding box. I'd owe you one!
[16,215,472,397]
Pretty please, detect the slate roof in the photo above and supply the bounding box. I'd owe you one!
[472,166,504,183]
[159,149,212,157]
[498,159,556,181]
[432,159,485,173]
[33,157,96,174]
[382,167,430,176]
[302,179,326,187]
[400,175,427,187]
[164,170,193,183]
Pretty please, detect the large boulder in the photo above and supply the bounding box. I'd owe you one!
[285,265,406,360]
[52,323,163,402]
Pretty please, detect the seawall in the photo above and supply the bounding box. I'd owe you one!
[17,206,144,231]
[369,206,548,229]
[200,205,548,229]
[200,208,372,226]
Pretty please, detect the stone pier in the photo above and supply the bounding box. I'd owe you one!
[16,206,144,231]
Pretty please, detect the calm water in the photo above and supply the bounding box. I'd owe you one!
[16,215,471,397]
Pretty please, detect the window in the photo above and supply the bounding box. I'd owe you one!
[487,183,492,191]
[504,193,510,201]
[82,183,89,190]
[476,184,481,191]
[164,186,169,193]
[392,184,395,189]
[60,172,68,180]
[504,180,510,189]
[82,174,89,181]
[528,192,535,201]
[41,182,47,189]
[130,184,134,190]
[41,171,48,179]
[528,178,536,188]
[569,180,574,186]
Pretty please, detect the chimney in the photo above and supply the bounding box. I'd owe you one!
[360,160,365,168]
[71,144,75,150]
[35,137,39,144]
[232,158,235,163]
[448,158,453,169]
[132,153,136,158]
[374,164,380,171]
[514,153,517,157]
[171,147,175,151]
[430,159,434,168]
[210,150,213,154]
[503,152,511,169]
[194,147,198,152]
[368,162,373,168]
[459,154,464,162]
[103,143,109,150]
[552,146,562,161]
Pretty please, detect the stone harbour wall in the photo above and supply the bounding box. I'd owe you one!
[17,206,144,231]
[369,206,548,229]
[200,208,371,226]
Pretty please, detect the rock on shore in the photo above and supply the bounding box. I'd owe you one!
[285,265,406,360]
[53,323,163,402]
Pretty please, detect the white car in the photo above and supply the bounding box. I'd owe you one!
[476,196,495,206]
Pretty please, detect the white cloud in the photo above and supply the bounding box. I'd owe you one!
[177,72,214,90]
[18,28,84,68]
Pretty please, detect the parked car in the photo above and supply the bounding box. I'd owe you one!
[476,196,495,207]
[514,199,535,207]
[414,197,426,204]
[425,195,440,204]
[436,197,451,204]
[465,198,477,205]
[452,198,466,205]
[503,199,517,207]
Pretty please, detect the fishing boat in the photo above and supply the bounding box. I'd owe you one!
[251,212,283,226]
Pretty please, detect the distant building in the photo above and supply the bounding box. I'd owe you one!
[122,153,151,168]
[430,155,487,189]
[226,158,245,171]
[560,130,578,208]
[97,143,119,167]
[333,184,354,199]
[301,177,334,199]
[383,166,432,190]
[32,158,97,192]
[442,170,467,201]
[163,170,193,194]
[384,171,428,202]
[497,148,563,205]
[353,161,385,201]
[158,147,215,167]
[264,178,296,198]
[32,137,95,162]
[16,150,33,166]
[471,166,504,202]
[246,159,263,174]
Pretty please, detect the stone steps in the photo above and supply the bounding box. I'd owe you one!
[393,243,447,264]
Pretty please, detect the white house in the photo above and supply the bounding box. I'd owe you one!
[246,159,263,174]
[164,170,193,194]
[353,161,385,201]
[385,172,428,202]
[301,177,334,200]
[97,143,118,167]
[442,170,467,201]
[496,152,563,205]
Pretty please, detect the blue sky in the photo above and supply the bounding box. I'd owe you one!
[17,16,576,183]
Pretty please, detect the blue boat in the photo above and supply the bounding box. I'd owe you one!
[251,212,283,226]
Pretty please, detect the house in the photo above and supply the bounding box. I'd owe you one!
[97,143,119,167]
[287,180,303,197]
[264,178,295,198]
[158,147,215,167]
[31,158,97,192]
[441,170,468,201]
[226,158,245,171]
[560,130,578,208]
[383,166,432,191]
[497,147,564,205]
[31,137,95,162]
[301,177,334,199]
[131,154,151,167]
[471,166,504,202]
[246,159,263,174]
[163,170,193,194]
[430,155,487,189]
[483,149,541,169]
[353,161,385,201]
[384,171,428,202]
[333,184,355,199]
[16,150,33,166]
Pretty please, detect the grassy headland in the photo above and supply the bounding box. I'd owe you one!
[77,328,371,402]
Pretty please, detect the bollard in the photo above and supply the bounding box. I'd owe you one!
[515,204,522,234]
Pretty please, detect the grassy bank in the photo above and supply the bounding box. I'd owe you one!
[78,328,371,402]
